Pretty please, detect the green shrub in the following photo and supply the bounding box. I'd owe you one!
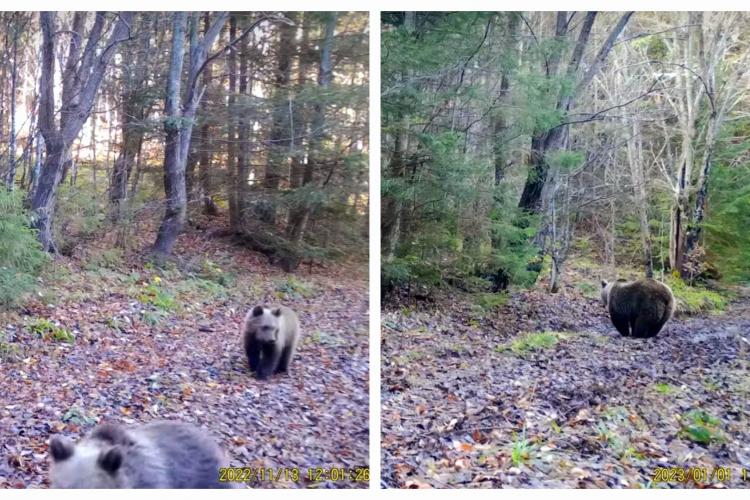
[510,428,534,466]
[666,275,728,314]
[472,292,508,311]
[680,410,723,444]
[84,248,124,271]
[577,281,598,298]
[0,331,23,361]
[137,277,178,312]
[0,190,48,308]
[498,331,567,356]
[199,259,235,287]
[274,276,317,300]
[653,382,678,395]
[176,277,228,301]
[54,181,105,253]
[28,318,75,344]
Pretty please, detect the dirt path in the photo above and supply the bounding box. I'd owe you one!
[1,224,369,488]
[382,285,750,488]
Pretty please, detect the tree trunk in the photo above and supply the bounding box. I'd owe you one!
[236,22,251,228]
[626,121,653,277]
[30,139,65,252]
[110,21,151,220]
[227,16,240,229]
[153,12,188,256]
[518,12,633,213]
[31,11,133,252]
[6,20,19,190]
[153,11,228,256]
[198,12,218,216]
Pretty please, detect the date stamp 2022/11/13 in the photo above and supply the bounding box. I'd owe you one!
[218,467,370,484]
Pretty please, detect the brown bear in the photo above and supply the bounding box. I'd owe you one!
[242,305,301,380]
[600,278,675,338]
[49,421,232,488]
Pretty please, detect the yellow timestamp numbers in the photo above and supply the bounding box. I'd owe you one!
[219,466,370,483]
[652,467,734,483]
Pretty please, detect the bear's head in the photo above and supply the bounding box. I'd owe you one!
[249,305,282,344]
[49,435,127,488]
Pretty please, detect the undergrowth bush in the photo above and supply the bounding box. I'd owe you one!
[666,275,728,314]
[54,180,106,254]
[0,190,48,308]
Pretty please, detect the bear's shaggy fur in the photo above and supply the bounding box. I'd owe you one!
[242,305,301,379]
[601,278,675,338]
[49,421,231,488]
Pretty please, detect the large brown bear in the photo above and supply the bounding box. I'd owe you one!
[600,278,675,338]
[49,421,232,488]
[242,305,301,379]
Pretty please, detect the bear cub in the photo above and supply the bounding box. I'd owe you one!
[600,278,675,338]
[49,421,231,488]
[242,305,301,379]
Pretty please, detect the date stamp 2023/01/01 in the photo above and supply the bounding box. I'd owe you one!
[652,466,749,485]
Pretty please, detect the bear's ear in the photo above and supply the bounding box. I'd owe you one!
[272,308,282,317]
[98,447,123,475]
[601,280,607,288]
[50,436,75,462]
[252,305,264,317]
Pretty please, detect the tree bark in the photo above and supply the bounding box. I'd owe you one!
[5,16,20,189]
[227,16,240,229]
[110,19,152,220]
[153,11,228,256]
[153,12,188,256]
[31,11,133,252]
[518,12,633,212]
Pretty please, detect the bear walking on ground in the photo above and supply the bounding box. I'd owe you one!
[242,305,301,380]
[49,421,232,488]
[600,278,675,338]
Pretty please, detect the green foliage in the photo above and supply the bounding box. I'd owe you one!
[382,256,443,291]
[704,119,750,283]
[62,406,97,426]
[471,292,508,312]
[28,318,75,344]
[0,190,48,308]
[141,310,166,326]
[137,276,178,312]
[547,150,585,171]
[680,410,723,445]
[665,275,728,314]
[0,330,23,361]
[381,13,546,298]
[84,248,124,271]
[198,259,235,287]
[275,276,317,300]
[498,331,566,356]
[175,277,228,302]
[54,178,106,253]
[577,282,598,298]
[653,382,678,395]
[510,428,534,466]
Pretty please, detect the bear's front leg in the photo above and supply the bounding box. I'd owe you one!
[256,344,281,380]
[246,338,261,372]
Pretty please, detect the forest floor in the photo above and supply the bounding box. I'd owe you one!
[382,263,750,489]
[0,216,369,488]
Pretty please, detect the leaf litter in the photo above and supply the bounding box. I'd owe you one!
[382,270,750,489]
[0,219,368,488]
